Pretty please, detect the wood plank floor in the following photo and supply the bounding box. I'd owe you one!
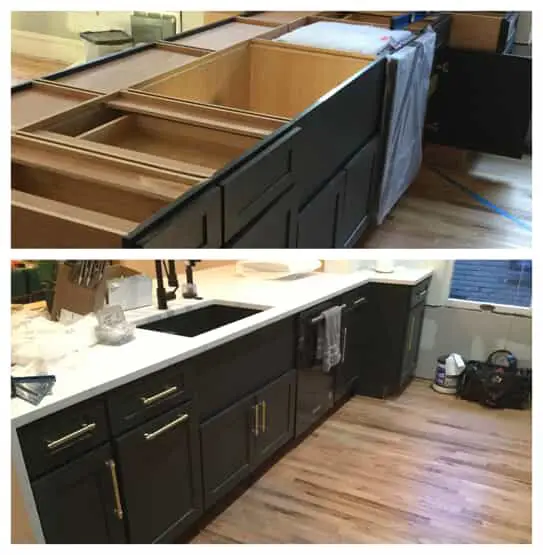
[192,380,531,544]
[11,54,68,85]
[362,154,531,248]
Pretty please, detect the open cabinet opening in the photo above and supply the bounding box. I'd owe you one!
[139,40,372,119]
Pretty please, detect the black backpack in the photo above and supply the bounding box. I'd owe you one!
[457,350,531,409]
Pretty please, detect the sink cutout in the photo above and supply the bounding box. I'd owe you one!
[139,302,267,337]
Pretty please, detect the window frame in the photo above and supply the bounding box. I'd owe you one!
[445,260,532,317]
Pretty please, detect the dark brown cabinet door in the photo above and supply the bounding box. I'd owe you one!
[425,48,531,158]
[115,401,202,543]
[252,370,296,468]
[337,138,378,247]
[31,444,126,544]
[296,172,344,248]
[200,395,254,509]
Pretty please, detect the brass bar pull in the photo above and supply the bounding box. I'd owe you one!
[106,459,124,520]
[261,401,267,433]
[47,422,96,450]
[417,289,428,299]
[253,404,260,437]
[144,413,189,441]
[141,385,178,406]
[353,296,367,305]
[342,328,348,362]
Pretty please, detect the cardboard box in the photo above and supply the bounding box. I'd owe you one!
[106,265,153,311]
[51,263,106,321]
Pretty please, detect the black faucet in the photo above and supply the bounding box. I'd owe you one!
[183,260,201,299]
[155,260,179,310]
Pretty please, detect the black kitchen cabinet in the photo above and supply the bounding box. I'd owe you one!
[425,48,531,158]
[252,370,296,468]
[114,401,202,543]
[335,287,370,402]
[357,278,430,398]
[337,138,379,247]
[200,394,254,509]
[297,172,344,248]
[200,370,296,509]
[31,444,126,544]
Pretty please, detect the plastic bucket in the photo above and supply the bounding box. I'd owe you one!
[432,355,459,394]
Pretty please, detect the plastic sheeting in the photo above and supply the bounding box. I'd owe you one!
[274,21,413,56]
[376,29,436,224]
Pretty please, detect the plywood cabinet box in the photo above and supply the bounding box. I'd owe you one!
[10,11,530,248]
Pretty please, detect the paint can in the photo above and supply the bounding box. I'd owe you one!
[432,354,459,394]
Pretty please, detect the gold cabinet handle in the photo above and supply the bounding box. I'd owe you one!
[261,401,267,433]
[106,459,124,520]
[46,422,96,450]
[144,413,189,441]
[141,385,178,406]
[253,404,260,437]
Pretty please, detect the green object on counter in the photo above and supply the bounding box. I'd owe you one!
[26,267,42,294]
[11,268,27,300]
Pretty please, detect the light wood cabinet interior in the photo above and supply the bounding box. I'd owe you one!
[141,40,373,119]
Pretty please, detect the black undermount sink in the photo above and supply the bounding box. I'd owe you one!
[139,302,266,337]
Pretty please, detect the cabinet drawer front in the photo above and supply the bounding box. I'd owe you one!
[221,127,300,242]
[107,363,190,435]
[342,284,371,308]
[409,277,431,308]
[115,401,202,543]
[18,399,109,479]
[195,317,295,420]
[226,180,296,247]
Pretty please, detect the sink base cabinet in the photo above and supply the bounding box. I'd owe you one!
[200,370,296,509]
[115,401,203,544]
[31,444,126,544]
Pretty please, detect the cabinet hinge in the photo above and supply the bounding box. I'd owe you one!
[425,122,440,132]
[436,62,449,73]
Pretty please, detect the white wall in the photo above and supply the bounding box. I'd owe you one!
[417,306,532,379]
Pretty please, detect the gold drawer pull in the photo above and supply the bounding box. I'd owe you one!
[106,459,124,520]
[261,401,267,433]
[312,405,322,415]
[141,385,178,406]
[144,413,189,441]
[46,422,96,450]
[253,404,260,437]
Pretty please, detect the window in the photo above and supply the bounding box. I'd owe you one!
[449,260,532,309]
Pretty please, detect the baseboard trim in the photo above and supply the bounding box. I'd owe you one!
[11,30,85,65]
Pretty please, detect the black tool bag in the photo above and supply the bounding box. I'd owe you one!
[457,352,531,409]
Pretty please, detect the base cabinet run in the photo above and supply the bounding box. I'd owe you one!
[17,279,430,544]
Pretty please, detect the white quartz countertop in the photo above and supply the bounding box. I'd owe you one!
[11,264,432,428]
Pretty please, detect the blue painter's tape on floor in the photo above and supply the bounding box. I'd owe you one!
[430,166,532,232]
